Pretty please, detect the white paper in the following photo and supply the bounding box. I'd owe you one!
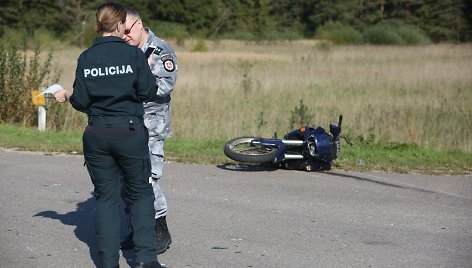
[34,84,64,99]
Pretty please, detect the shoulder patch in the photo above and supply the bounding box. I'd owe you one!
[161,54,175,72]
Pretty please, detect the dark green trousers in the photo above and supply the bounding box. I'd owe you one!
[83,124,156,268]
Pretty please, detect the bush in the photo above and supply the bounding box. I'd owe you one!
[363,25,404,45]
[2,27,29,48]
[82,17,100,47]
[363,20,431,45]
[148,20,190,45]
[33,27,58,47]
[0,41,59,126]
[61,15,98,48]
[191,39,208,52]
[289,99,314,129]
[261,27,304,41]
[218,30,256,41]
[395,25,430,45]
[315,21,363,45]
[315,40,333,51]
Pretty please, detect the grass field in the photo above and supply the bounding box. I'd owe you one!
[49,40,472,152]
[1,123,471,175]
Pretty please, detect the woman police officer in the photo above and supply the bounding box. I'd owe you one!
[54,2,164,268]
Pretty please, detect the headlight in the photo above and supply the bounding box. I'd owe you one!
[307,138,316,156]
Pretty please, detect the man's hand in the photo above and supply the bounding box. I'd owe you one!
[147,53,154,66]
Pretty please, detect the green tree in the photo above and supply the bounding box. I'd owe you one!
[354,0,387,28]
[387,0,424,22]
[465,0,472,41]
[268,0,315,36]
[0,0,471,43]
[150,0,219,36]
[418,0,469,42]
[0,0,22,34]
[0,0,91,38]
[248,0,273,37]
[310,0,358,27]
[218,0,273,38]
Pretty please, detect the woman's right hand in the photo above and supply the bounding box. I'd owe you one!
[54,89,68,103]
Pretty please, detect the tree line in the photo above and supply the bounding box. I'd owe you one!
[0,0,471,45]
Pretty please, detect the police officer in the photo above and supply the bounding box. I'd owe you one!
[54,3,164,268]
[120,6,178,255]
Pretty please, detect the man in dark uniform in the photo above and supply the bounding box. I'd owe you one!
[54,3,164,268]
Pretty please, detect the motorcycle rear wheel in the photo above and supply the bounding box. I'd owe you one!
[224,136,279,163]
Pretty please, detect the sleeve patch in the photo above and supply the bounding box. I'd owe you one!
[161,55,175,72]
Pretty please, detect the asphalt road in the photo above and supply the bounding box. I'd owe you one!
[0,149,471,268]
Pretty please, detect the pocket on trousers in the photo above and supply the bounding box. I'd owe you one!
[144,157,152,182]
[145,113,158,130]
[84,160,97,185]
[145,114,165,136]
[150,140,164,158]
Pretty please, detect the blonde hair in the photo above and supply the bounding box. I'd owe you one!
[95,2,126,34]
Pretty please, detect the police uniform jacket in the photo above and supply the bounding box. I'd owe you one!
[69,36,156,121]
[141,29,178,139]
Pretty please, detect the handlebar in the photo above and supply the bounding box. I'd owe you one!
[329,115,343,138]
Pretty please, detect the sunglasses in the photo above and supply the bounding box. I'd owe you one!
[124,19,138,35]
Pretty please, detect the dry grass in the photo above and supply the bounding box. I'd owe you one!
[50,41,472,152]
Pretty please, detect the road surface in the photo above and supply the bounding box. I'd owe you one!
[0,149,471,268]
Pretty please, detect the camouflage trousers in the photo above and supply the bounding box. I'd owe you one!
[148,137,167,218]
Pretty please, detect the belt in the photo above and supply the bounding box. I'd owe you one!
[87,116,144,129]
[149,95,171,104]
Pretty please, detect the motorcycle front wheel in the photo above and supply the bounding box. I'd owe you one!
[224,136,279,163]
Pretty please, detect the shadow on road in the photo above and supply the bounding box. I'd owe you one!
[217,163,278,172]
[34,194,99,267]
[33,194,139,268]
[324,171,437,194]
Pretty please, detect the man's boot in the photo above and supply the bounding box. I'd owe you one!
[135,261,166,268]
[155,216,172,255]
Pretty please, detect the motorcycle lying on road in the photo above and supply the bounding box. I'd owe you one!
[224,115,343,172]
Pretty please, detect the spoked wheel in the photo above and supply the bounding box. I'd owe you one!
[224,136,279,163]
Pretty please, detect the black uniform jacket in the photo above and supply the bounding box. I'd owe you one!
[69,36,156,117]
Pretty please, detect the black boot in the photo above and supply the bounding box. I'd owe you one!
[155,216,172,255]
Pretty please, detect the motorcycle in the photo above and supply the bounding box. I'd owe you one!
[224,115,343,172]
